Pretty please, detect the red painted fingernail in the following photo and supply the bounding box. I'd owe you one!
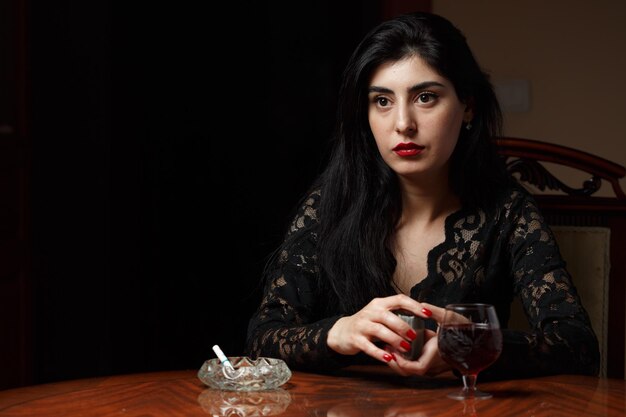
[422,307,432,317]
[406,329,417,340]
[400,340,411,351]
[383,353,393,362]
[391,353,397,361]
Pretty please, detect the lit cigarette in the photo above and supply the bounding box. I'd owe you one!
[212,344,235,372]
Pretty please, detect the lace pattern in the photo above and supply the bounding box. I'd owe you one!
[246,186,600,377]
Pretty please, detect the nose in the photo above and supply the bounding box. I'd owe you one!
[394,104,417,135]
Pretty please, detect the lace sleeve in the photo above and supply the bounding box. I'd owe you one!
[245,191,352,371]
[485,191,600,379]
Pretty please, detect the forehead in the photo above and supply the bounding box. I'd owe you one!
[368,55,448,87]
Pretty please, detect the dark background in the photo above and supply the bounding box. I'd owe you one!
[0,0,431,388]
[21,1,400,384]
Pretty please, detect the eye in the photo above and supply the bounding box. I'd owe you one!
[417,92,438,104]
[374,96,390,107]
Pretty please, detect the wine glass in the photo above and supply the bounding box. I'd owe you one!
[437,303,503,400]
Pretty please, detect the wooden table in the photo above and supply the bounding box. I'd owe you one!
[0,366,624,416]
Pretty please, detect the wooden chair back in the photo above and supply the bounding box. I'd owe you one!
[495,137,626,379]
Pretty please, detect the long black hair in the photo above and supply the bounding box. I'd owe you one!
[284,12,509,314]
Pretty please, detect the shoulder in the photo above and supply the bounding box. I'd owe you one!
[495,182,542,219]
[287,188,322,236]
[491,183,559,247]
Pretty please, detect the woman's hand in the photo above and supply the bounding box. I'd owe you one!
[327,294,433,364]
[385,302,451,376]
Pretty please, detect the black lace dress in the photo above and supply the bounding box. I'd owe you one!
[245,185,600,379]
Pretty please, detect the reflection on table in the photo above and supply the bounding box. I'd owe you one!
[0,365,624,416]
[197,387,292,416]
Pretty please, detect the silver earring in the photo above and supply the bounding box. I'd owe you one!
[465,121,472,130]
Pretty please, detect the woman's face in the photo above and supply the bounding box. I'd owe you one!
[367,54,472,182]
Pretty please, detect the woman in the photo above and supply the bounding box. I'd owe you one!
[245,11,599,379]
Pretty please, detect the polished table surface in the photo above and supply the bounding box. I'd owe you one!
[0,365,625,416]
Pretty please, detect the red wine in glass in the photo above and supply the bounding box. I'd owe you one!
[438,304,503,400]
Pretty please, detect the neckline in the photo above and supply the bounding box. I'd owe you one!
[408,205,475,299]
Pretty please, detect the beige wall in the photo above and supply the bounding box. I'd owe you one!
[433,0,626,197]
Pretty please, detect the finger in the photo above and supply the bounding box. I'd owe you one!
[402,333,451,376]
[380,310,422,346]
[384,294,423,313]
[384,347,410,376]
[361,299,421,350]
[366,296,435,334]
[381,295,436,322]
[363,320,414,356]
[413,339,440,370]
[419,302,446,322]
[388,345,435,377]
[358,338,399,364]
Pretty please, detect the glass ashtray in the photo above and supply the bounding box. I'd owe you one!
[197,356,292,391]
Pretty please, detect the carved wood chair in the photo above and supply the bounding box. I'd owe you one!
[495,137,626,378]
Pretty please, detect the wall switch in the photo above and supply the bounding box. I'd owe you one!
[494,79,530,112]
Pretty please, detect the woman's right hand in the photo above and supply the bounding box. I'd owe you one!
[384,302,450,376]
[326,294,432,363]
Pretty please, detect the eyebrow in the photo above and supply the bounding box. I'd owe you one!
[368,81,446,94]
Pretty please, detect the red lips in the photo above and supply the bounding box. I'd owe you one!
[392,142,424,157]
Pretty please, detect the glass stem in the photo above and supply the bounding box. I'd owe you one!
[462,374,477,394]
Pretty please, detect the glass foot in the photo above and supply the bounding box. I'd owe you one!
[447,387,493,400]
